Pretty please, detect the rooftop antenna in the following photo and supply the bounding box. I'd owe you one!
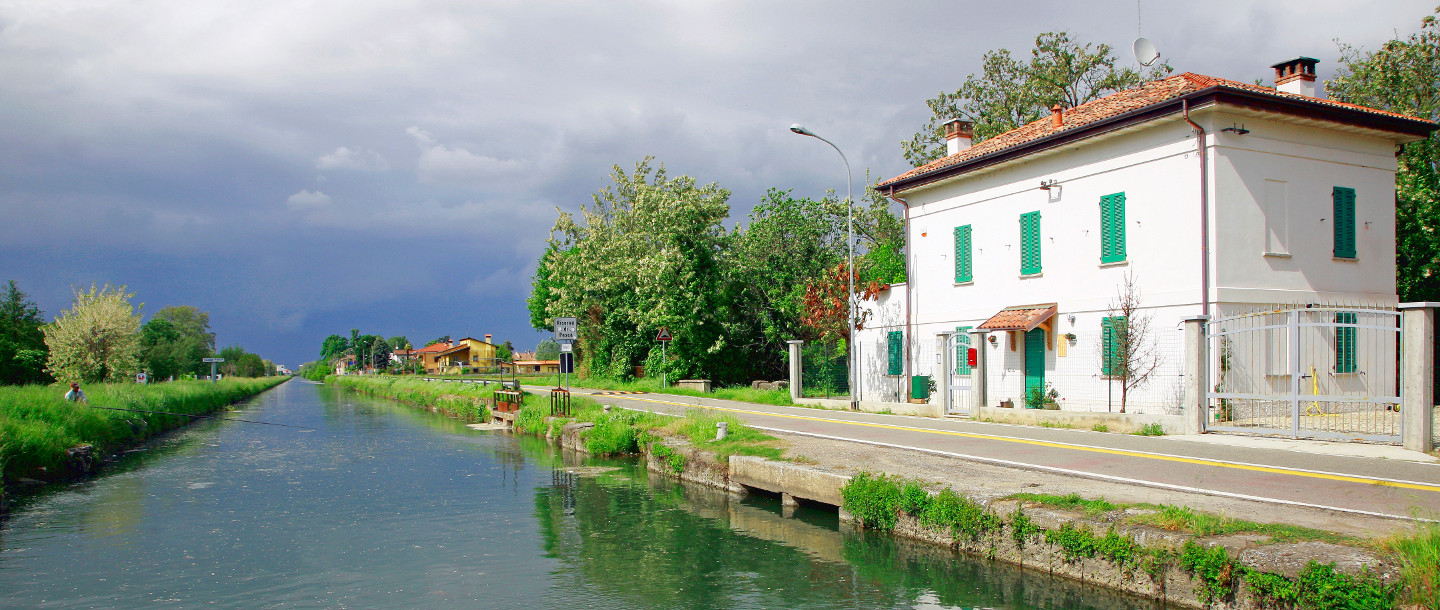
[1131,0,1160,66]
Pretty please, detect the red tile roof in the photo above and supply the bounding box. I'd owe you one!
[879,73,1435,191]
[978,304,1058,332]
[413,342,452,354]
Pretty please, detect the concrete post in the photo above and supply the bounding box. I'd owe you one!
[1181,316,1210,435]
[970,330,988,414]
[786,340,804,401]
[1400,304,1436,454]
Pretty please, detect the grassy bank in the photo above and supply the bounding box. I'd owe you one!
[1,377,289,484]
[327,375,782,462]
[842,474,1438,609]
[326,375,492,421]
[427,373,795,407]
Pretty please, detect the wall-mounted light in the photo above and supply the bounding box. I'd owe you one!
[1221,124,1250,135]
[987,335,999,347]
[1038,179,1059,192]
[1067,314,1076,325]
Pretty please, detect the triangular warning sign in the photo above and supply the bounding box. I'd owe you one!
[655,327,673,341]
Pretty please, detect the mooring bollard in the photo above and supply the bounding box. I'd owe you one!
[715,421,728,440]
[603,405,611,414]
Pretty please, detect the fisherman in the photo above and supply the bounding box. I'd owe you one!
[64,382,89,404]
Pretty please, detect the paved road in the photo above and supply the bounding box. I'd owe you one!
[531,386,1440,520]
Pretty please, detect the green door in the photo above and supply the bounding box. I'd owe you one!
[1024,329,1046,397]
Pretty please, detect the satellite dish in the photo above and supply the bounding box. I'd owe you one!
[1133,37,1160,67]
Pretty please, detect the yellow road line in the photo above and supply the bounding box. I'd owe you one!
[614,395,1440,494]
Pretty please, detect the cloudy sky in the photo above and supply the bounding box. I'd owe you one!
[1,0,1431,368]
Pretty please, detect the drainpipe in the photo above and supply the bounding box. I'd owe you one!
[1182,99,1210,317]
[885,187,913,403]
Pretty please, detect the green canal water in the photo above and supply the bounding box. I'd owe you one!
[0,379,1172,609]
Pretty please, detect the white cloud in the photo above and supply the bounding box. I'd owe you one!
[407,126,525,184]
[286,189,332,207]
[316,146,389,171]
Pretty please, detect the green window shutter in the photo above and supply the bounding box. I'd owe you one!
[1100,192,1126,263]
[1333,187,1356,259]
[956,326,972,374]
[887,330,903,375]
[1102,316,1127,376]
[954,225,973,283]
[1020,211,1042,275]
[1335,312,1357,373]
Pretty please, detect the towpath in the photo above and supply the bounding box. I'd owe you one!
[527,386,1440,534]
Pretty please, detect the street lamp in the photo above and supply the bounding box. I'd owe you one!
[790,123,858,407]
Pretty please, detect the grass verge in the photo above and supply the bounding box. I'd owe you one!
[425,373,795,407]
[1,377,288,483]
[326,375,492,421]
[844,473,1408,607]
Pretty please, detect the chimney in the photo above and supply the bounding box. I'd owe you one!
[484,334,492,344]
[1272,57,1319,97]
[943,119,973,155]
[1051,104,1064,129]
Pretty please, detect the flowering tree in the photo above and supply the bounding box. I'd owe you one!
[44,284,143,384]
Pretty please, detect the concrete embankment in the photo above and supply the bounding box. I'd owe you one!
[533,416,1408,610]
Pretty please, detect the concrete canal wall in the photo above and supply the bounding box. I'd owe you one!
[537,416,1404,610]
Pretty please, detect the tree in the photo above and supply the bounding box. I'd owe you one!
[1328,5,1440,302]
[139,317,182,380]
[44,284,143,384]
[1100,272,1163,413]
[388,336,411,351]
[0,280,51,385]
[368,336,391,369]
[535,338,561,360]
[151,306,215,376]
[496,340,513,363]
[902,31,1172,167]
[531,158,737,381]
[320,334,349,359]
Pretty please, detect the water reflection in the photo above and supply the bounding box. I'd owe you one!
[2,380,1169,609]
[534,453,1170,610]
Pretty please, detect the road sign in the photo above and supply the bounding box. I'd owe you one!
[555,317,578,341]
[559,352,575,374]
[560,342,572,353]
[203,358,225,363]
[655,327,672,342]
[136,372,147,384]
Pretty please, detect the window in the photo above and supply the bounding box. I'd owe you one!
[1336,312,1357,373]
[1101,316,1127,376]
[1020,211,1041,275]
[1333,186,1356,259]
[955,326,972,374]
[954,225,973,283]
[1099,192,1126,263]
[1263,180,1288,254]
[887,331,903,375]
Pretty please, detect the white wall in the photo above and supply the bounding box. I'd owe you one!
[1210,111,1399,305]
[859,106,1402,414]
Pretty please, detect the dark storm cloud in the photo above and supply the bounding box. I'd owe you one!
[1,0,1430,366]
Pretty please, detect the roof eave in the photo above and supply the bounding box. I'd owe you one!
[881,87,1436,195]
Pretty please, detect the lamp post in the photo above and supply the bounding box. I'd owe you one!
[790,123,858,407]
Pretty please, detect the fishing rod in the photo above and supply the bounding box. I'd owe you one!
[81,404,316,430]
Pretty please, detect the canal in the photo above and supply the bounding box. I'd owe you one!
[0,379,1170,609]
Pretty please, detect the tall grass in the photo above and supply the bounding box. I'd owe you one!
[0,378,287,481]
[1384,518,1440,608]
[325,376,492,421]
[450,374,795,406]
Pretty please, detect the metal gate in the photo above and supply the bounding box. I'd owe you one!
[1206,306,1401,443]
[937,332,972,416]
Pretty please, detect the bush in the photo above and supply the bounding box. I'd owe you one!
[840,472,903,531]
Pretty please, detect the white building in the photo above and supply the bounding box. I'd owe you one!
[858,59,1434,416]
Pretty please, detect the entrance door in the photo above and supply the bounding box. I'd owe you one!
[1024,329,1046,399]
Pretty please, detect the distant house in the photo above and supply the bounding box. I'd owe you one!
[333,353,356,376]
[413,341,454,374]
[858,58,1435,413]
[434,334,499,374]
[390,349,416,364]
[513,360,560,374]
